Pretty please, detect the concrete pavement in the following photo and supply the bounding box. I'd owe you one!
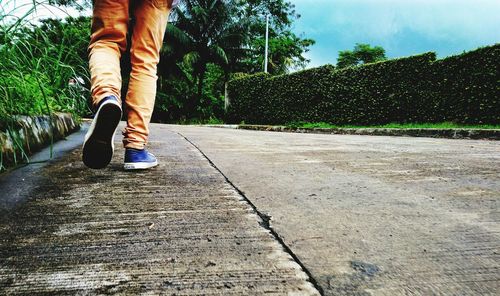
[168,125,500,296]
[0,123,319,295]
[1,123,499,295]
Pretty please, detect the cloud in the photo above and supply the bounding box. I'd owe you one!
[289,0,500,67]
[1,0,86,24]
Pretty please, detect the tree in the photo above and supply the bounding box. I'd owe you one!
[236,0,314,74]
[337,43,387,68]
[164,0,314,117]
[48,0,89,11]
[163,0,248,116]
[45,0,316,120]
[243,29,314,74]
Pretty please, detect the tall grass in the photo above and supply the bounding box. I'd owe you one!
[0,0,91,171]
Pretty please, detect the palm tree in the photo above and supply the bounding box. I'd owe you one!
[163,0,249,114]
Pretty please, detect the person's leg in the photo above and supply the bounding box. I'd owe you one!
[88,0,130,107]
[83,0,129,169]
[122,0,172,150]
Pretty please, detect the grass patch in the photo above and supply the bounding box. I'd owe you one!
[285,122,500,130]
[0,1,91,171]
[1,2,91,126]
[179,117,225,125]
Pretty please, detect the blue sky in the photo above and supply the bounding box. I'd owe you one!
[5,0,500,69]
[288,0,500,68]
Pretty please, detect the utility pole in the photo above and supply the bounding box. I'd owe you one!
[264,14,269,73]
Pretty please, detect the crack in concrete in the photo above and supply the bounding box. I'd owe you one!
[176,131,325,296]
[1,126,321,294]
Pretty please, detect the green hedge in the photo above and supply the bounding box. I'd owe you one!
[226,44,499,125]
[430,45,499,124]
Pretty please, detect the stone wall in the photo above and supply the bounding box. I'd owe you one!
[0,113,80,170]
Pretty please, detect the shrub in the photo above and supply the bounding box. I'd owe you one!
[226,44,500,125]
[430,45,499,124]
[0,16,92,127]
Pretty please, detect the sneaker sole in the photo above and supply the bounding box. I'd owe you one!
[82,101,122,169]
[123,160,159,171]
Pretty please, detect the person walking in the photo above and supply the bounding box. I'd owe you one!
[82,0,177,170]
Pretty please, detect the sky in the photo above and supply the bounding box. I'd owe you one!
[288,0,500,68]
[3,0,500,69]
[1,0,84,22]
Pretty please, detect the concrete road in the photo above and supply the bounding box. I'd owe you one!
[167,125,500,295]
[0,124,318,295]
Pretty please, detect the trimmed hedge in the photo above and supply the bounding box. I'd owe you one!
[226,44,499,125]
[430,45,499,124]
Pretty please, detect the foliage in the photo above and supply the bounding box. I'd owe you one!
[337,43,387,68]
[0,13,91,124]
[159,0,315,120]
[227,44,500,125]
[1,0,314,125]
[0,1,91,170]
[154,61,226,123]
[235,0,315,74]
[48,0,90,10]
[162,0,247,117]
[244,29,315,74]
[430,45,499,124]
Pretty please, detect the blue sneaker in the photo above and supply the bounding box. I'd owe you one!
[124,148,159,170]
[82,96,122,169]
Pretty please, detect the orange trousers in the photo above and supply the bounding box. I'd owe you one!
[88,0,172,149]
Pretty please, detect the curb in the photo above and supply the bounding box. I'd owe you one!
[204,125,500,140]
[0,113,80,170]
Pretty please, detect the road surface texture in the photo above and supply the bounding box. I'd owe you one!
[166,125,500,296]
[0,123,319,295]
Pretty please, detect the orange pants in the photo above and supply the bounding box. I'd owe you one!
[88,0,172,149]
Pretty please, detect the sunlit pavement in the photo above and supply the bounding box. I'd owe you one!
[0,123,318,295]
[1,123,499,295]
[167,125,500,296]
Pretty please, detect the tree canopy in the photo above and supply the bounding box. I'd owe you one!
[28,0,316,121]
[337,43,387,68]
[160,0,314,117]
